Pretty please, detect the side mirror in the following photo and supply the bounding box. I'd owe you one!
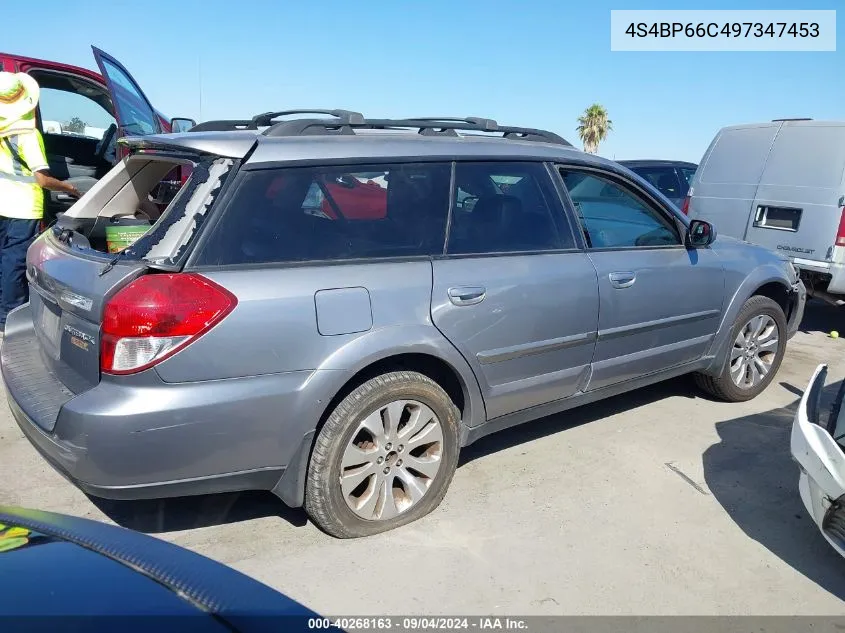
[170,117,197,133]
[687,219,716,248]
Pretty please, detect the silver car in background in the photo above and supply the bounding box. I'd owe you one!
[2,110,806,538]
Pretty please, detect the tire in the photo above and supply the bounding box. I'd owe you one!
[304,371,461,538]
[694,295,787,402]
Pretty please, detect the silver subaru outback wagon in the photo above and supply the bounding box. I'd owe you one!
[2,110,806,538]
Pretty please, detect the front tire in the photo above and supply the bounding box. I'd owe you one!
[305,371,461,538]
[694,295,787,402]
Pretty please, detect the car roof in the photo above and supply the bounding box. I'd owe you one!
[121,111,643,170]
[120,130,660,183]
[122,129,629,171]
[619,159,698,169]
[247,132,591,166]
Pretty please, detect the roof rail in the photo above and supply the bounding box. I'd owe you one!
[251,109,365,127]
[189,119,254,132]
[407,117,500,131]
[264,116,572,146]
[772,117,813,122]
[190,110,572,146]
[189,109,365,133]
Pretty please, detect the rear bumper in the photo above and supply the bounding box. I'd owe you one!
[6,390,285,500]
[794,257,845,296]
[830,260,845,295]
[1,303,327,504]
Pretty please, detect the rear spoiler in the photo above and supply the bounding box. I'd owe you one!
[118,135,255,159]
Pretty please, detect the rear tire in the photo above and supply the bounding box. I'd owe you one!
[694,295,787,402]
[305,371,460,538]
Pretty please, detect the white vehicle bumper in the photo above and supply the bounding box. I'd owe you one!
[790,364,845,557]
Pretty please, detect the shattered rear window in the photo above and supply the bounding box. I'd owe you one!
[124,157,234,266]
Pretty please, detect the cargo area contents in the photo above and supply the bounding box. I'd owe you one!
[52,151,233,265]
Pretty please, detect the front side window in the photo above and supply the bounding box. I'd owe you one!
[448,162,571,255]
[560,169,681,249]
[197,162,451,265]
[99,58,159,136]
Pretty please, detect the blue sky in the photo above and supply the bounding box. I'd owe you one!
[2,0,841,162]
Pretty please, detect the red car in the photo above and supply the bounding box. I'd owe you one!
[0,46,195,221]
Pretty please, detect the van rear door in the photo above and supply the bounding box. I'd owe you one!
[689,123,781,239]
[743,121,845,265]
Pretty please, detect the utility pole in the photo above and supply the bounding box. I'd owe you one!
[198,55,203,122]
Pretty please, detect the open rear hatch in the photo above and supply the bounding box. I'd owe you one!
[22,145,236,420]
[791,364,845,553]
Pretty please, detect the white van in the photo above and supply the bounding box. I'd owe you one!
[687,119,845,305]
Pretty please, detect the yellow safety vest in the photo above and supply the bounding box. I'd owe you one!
[0,126,48,220]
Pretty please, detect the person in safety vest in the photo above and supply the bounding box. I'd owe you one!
[0,72,80,335]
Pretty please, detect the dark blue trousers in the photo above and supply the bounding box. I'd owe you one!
[0,217,40,330]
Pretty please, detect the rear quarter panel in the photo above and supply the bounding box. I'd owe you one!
[149,260,488,470]
[157,261,435,379]
[155,260,486,428]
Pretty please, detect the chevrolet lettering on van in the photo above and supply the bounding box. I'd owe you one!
[777,245,815,255]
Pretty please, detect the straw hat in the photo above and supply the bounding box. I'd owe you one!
[0,72,40,132]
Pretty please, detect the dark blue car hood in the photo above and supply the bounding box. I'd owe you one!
[0,506,322,633]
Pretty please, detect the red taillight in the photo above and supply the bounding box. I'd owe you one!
[681,196,690,215]
[836,207,845,247]
[101,273,237,375]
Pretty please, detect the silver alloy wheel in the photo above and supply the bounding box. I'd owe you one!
[339,399,444,521]
[730,314,780,389]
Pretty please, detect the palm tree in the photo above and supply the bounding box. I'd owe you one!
[576,104,612,154]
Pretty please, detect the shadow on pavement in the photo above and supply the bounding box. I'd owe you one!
[460,374,699,465]
[799,300,842,336]
[93,376,702,532]
[703,380,845,601]
[90,490,307,534]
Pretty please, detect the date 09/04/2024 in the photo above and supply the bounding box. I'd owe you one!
[307,617,529,631]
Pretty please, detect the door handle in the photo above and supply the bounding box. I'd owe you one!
[448,286,486,306]
[609,271,636,289]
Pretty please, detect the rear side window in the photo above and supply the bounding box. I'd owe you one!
[448,162,572,254]
[629,166,683,199]
[196,163,451,265]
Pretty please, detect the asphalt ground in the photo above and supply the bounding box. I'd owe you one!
[2,301,844,615]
